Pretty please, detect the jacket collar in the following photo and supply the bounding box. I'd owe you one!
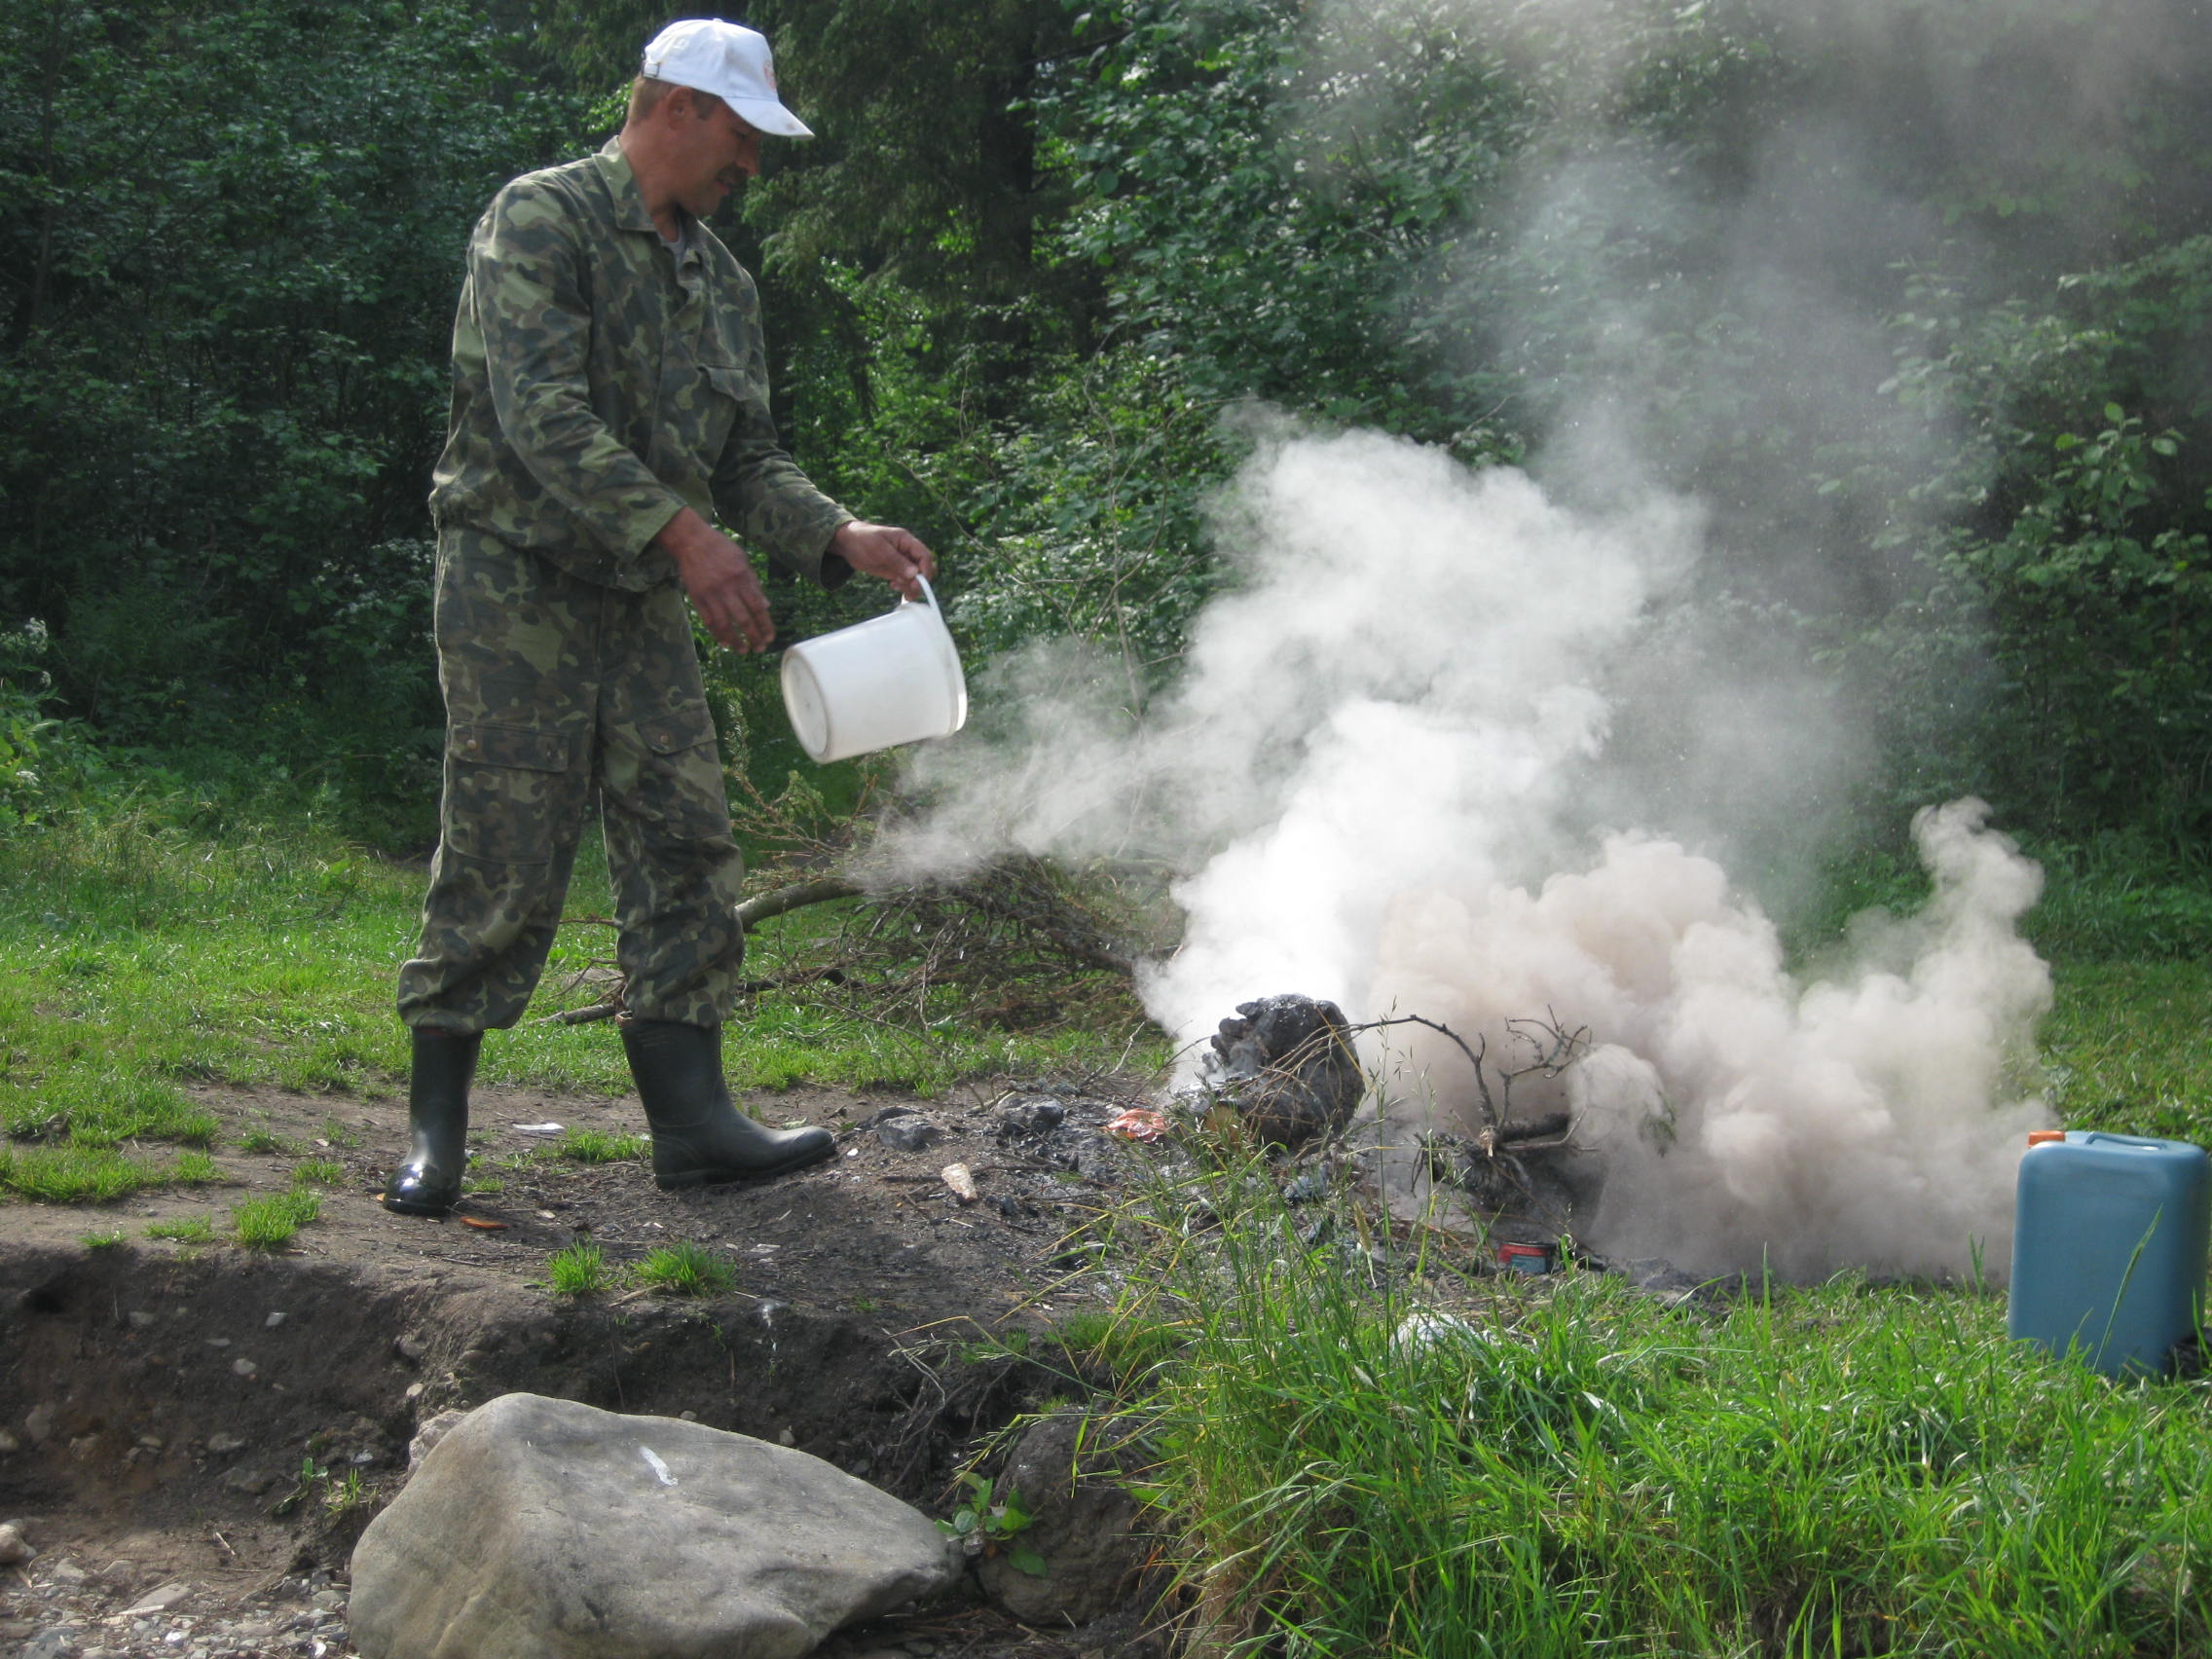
[594,137,662,237]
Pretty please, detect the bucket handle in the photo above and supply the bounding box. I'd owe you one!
[900,574,940,611]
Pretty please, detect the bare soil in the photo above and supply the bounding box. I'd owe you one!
[0,1071,1174,1659]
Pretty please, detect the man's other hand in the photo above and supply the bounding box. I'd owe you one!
[830,521,937,599]
[656,508,775,651]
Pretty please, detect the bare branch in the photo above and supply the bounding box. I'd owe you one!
[734,877,864,929]
[1353,1014,1501,1135]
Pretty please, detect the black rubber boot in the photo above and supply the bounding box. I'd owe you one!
[382,1029,482,1216]
[621,1018,835,1190]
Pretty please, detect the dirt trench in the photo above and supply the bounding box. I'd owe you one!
[0,1074,1172,1659]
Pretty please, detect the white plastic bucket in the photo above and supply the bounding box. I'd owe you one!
[780,576,968,763]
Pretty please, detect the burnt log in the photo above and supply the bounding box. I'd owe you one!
[1205,993,1364,1150]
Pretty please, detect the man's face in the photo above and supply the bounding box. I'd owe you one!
[672,91,761,219]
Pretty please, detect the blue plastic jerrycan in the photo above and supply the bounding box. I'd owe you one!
[2008,1129,2210,1377]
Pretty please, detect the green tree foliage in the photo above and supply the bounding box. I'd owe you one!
[2,0,2204,861]
[538,0,1080,309]
[1861,239,2212,845]
[0,0,577,830]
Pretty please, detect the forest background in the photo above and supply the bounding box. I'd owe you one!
[2,0,2209,933]
[5,7,2212,1649]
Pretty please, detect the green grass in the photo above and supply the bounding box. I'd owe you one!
[147,1214,216,1243]
[232,1189,320,1249]
[545,1239,615,1296]
[81,1228,126,1249]
[2042,960,2212,1142]
[0,1143,213,1202]
[555,1127,650,1164]
[634,1239,736,1298]
[292,1159,346,1186]
[1106,1159,2212,1658]
[240,1127,294,1155]
[0,791,1161,1198]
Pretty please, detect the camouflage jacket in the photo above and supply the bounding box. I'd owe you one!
[428,138,852,593]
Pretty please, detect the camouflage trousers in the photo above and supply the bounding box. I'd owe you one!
[395,526,745,1033]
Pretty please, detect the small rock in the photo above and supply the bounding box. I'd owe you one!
[1392,1312,1488,1353]
[309,1590,346,1611]
[402,1382,425,1403]
[204,1339,230,1349]
[974,1410,1147,1625]
[265,1311,287,1329]
[51,1558,89,1583]
[122,1583,191,1617]
[0,1521,34,1565]
[221,1467,276,1495]
[136,1434,164,1451]
[407,1410,468,1471]
[995,1097,1065,1137]
[205,1434,247,1456]
[127,1311,157,1331]
[393,1332,427,1363]
[24,1403,55,1445]
[231,1359,258,1381]
[20,1628,81,1659]
[873,1114,942,1153]
[0,1429,18,1453]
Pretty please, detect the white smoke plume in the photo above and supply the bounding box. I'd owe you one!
[860,0,2147,1277]
[882,426,2054,1279]
[1367,799,2052,1279]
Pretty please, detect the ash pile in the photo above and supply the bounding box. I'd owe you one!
[1168,991,1598,1272]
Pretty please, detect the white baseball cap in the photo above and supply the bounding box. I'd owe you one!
[640,19,813,138]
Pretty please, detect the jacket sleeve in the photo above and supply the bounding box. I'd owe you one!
[470,181,685,562]
[706,269,854,589]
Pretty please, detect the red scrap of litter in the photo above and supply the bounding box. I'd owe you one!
[1104,1108,1169,1142]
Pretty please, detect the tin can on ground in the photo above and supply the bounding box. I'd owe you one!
[1496,1241,1556,1275]
[2008,1129,2210,1377]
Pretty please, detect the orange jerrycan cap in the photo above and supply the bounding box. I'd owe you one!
[2026,1129,2067,1147]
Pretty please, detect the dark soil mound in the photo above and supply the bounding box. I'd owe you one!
[0,1073,1171,1659]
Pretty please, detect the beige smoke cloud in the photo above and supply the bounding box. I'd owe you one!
[881,424,2053,1279]
[1367,799,2053,1278]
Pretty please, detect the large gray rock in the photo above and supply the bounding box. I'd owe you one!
[350,1393,957,1659]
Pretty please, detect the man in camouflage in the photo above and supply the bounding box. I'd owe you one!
[386,19,934,1215]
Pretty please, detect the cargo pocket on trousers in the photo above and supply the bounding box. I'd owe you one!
[444,723,572,865]
[627,704,731,848]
